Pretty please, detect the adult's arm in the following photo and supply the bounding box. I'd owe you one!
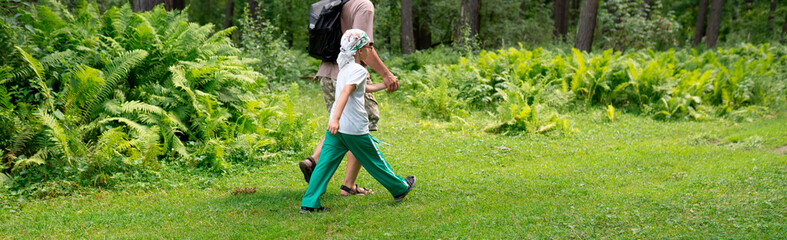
[327,84,356,135]
[364,46,399,93]
[351,3,399,93]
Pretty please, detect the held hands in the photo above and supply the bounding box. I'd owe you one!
[382,72,399,93]
[327,118,340,135]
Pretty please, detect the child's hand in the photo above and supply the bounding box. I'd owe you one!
[327,119,339,135]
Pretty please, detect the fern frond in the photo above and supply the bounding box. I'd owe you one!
[0,86,13,110]
[11,124,39,154]
[119,100,166,116]
[207,26,235,43]
[65,65,105,117]
[39,50,76,67]
[0,66,12,85]
[99,35,127,53]
[12,150,47,172]
[128,14,163,50]
[36,109,72,162]
[83,49,148,119]
[103,4,134,40]
[15,46,53,108]
[161,123,188,158]
[99,117,149,137]
[15,46,44,80]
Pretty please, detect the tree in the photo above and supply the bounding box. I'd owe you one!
[570,0,580,27]
[692,0,709,47]
[574,0,599,52]
[520,0,527,18]
[782,14,787,44]
[401,0,415,54]
[414,0,432,50]
[134,0,164,12]
[133,0,184,12]
[167,0,185,10]
[553,0,569,42]
[456,0,480,45]
[248,0,258,21]
[705,0,722,48]
[224,0,234,29]
[743,0,753,12]
[767,0,776,32]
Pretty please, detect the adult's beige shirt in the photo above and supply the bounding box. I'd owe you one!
[315,0,375,80]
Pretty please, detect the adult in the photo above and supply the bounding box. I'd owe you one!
[299,0,399,196]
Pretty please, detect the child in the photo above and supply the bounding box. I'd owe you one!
[300,29,415,213]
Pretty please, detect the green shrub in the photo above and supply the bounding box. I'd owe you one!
[405,65,468,121]
[397,43,786,134]
[0,2,315,195]
[238,6,315,90]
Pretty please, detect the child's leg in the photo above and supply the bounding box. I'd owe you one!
[343,134,409,197]
[301,131,348,208]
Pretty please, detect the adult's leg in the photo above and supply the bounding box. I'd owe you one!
[299,76,338,183]
[341,152,373,195]
[344,134,409,197]
[364,78,380,131]
[309,137,325,163]
[301,131,348,209]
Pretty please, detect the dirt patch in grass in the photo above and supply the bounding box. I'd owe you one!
[775,146,787,155]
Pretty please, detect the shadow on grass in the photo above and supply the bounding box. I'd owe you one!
[203,187,305,215]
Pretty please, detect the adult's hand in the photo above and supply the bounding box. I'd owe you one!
[382,72,399,93]
[364,46,399,93]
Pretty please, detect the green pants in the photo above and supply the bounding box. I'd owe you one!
[301,131,409,209]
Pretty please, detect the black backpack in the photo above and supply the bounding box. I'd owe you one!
[307,0,350,62]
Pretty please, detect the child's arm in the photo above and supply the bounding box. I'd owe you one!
[327,84,357,135]
[365,83,387,93]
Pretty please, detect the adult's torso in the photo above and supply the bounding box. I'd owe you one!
[315,0,375,79]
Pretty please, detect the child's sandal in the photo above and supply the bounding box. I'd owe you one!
[340,184,374,196]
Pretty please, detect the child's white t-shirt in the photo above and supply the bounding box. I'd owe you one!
[330,62,369,135]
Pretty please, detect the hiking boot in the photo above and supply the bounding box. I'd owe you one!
[394,175,416,202]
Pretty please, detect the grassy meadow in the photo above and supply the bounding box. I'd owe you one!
[1,83,785,239]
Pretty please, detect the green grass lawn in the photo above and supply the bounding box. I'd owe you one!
[1,83,786,239]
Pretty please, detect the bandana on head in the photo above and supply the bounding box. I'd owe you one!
[337,29,370,69]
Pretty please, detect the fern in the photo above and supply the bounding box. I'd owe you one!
[84,49,148,121]
[0,86,12,111]
[36,109,73,163]
[15,46,45,80]
[12,150,47,172]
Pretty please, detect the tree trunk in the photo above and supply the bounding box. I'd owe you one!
[134,0,183,12]
[743,0,753,12]
[414,0,432,50]
[248,0,258,21]
[782,14,787,44]
[133,0,164,12]
[692,0,709,47]
[224,0,234,29]
[574,0,599,52]
[456,0,480,44]
[705,0,723,48]
[553,0,569,42]
[170,0,185,10]
[570,0,580,27]
[401,0,415,54]
[520,0,527,18]
[767,0,776,31]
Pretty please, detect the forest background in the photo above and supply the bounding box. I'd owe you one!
[0,0,786,222]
